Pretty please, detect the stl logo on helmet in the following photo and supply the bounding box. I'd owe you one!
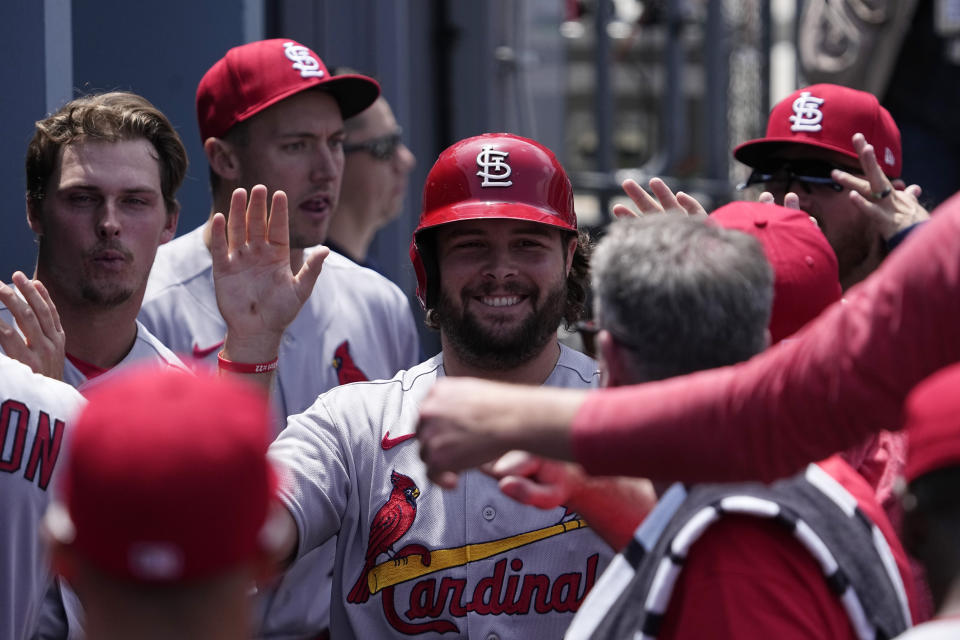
[476,145,513,187]
[789,91,825,132]
[283,41,324,78]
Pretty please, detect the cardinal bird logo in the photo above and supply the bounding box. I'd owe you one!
[347,470,421,603]
[332,340,368,385]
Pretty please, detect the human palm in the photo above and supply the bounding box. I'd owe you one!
[210,185,327,361]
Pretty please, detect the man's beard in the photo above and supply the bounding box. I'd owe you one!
[435,279,567,371]
[78,242,138,307]
[79,281,135,307]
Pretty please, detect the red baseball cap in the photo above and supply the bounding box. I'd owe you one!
[710,201,841,344]
[45,367,285,583]
[904,363,960,484]
[733,84,902,178]
[196,38,380,141]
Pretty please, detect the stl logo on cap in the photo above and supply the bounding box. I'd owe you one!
[790,91,825,132]
[476,145,513,187]
[283,41,324,78]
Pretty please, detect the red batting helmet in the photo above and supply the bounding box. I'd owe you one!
[410,133,578,309]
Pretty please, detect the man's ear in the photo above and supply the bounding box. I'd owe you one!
[204,137,242,182]
[26,197,43,236]
[160,203,180,245]
[598,329,631,388]
[563,234,578,277]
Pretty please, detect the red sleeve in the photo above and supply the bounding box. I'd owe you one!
[658,516,856,640]
[572,193,960,483]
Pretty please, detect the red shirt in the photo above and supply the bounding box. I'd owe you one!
[572,191,960,485]
[658,457,921,639]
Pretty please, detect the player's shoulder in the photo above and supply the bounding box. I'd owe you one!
[146,225,212,297]
[550,344,600,389]
[313,354,441,407]
[0,353,85,411]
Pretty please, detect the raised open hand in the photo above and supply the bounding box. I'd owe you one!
[613,177,708,219]
[0,272,65,379]
[210,185,328,364]
[832,133,929,241]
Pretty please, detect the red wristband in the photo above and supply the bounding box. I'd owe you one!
[217,351,278,374]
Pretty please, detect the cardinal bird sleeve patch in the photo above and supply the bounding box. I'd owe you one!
[331,340,368,385]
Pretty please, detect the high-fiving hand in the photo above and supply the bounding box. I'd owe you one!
[0,272,65,379]
[211,185,328,374]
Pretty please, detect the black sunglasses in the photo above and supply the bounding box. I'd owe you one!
[574,319,645,350]
[342,129,404,161]
[738,159,853,194]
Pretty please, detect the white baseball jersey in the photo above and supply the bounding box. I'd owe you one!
[139,224,421,637]
[0,354,84,640]
[0,304,186,640]
[269,344,611,639]
[0,304,187,395]
[140,225,421,419]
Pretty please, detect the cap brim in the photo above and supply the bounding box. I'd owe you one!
[323,75,381,119]
[733,137,859,169]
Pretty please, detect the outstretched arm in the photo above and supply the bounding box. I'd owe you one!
[210,185,327,392]
[419,192,960,485]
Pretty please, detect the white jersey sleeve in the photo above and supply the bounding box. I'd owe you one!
[0,355,84,640]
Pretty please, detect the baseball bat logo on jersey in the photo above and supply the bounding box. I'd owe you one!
[349,471,598,634]
[332,340,368,385]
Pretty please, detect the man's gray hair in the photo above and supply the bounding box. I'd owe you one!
[592,216,773,381]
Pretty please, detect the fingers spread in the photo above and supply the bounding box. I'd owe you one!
[33,280,63,334]
[245,185,270,244]
[12,272,57,340]
[225,188,248,249]
[209,213,230,274]
[620,179,657,215]
[853,133,889,189]
[648,177,681,211]
[676,192,708,218]
[293,246,329,302]
[267,190,291,247]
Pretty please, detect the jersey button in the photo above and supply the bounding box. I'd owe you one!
[486,633,500,640]
[482,506,496,521]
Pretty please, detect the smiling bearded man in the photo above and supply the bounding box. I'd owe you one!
[431,217,572,370]
[263,133,618,639]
